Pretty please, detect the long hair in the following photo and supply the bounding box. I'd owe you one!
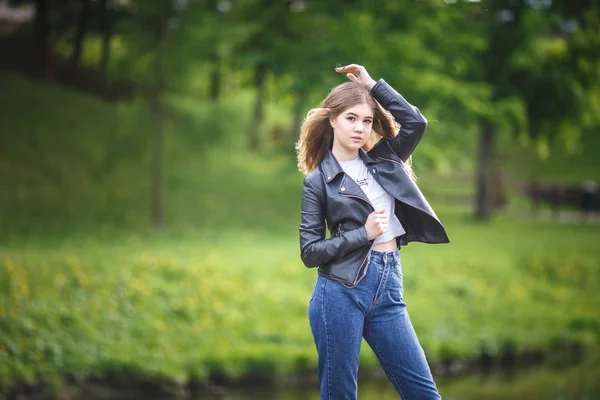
[296,81,415,180]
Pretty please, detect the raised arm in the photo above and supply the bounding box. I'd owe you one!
[335,64,427,162]
[370,79,427,162]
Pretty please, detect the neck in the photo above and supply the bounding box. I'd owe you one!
[332,144,359,162]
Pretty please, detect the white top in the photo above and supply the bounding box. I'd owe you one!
[337,157,406,244]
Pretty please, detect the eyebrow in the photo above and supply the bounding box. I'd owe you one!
[346,112,373,119]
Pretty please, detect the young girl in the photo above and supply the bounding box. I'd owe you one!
[297,64,449,399]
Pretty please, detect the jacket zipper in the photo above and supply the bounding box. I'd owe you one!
[339,192,374,287]
[377,156,403,166]
[346,253,370,288]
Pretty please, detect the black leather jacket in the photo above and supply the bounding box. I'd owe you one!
[299,79,450,288]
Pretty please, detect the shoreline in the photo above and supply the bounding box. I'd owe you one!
[2,345,590,400]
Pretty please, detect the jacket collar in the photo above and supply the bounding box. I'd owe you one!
[321,148,380,184]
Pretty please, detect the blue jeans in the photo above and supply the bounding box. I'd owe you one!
[308,249,441,400]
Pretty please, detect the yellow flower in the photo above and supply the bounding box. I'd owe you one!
[55,274,67,287]
[4,258,14,273]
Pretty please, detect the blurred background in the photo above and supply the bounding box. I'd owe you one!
[0,0,599,399]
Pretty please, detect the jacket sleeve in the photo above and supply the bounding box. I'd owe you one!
[370,79,428,162]
[299,177,370,268]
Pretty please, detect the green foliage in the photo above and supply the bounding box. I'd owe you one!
[2,2,599,394]
[1,70,600,393]
[1,179,599,391]
[508,127,600,182]
[0,71,292,234]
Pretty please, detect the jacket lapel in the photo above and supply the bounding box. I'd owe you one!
[320,150,344,184]
[338,174,370,204]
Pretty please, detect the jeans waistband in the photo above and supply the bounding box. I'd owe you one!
[368,248,400,265]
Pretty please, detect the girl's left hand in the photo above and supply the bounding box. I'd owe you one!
[335,64,377,91]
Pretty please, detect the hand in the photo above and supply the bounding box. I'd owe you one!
[335,64,377,91]
[365,209,388,241]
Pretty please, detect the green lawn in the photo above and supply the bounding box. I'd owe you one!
[1,71,599,393]
[2,161,599,391]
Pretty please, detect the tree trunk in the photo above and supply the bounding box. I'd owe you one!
[71,0,91,72]
[208,0,220,101]
[33,0,50,78]
[249,62,267,150]
[151,91,165,230]
[209,49,221,101]
[99,0,112,80]
[151,22,168,230]
[292,89,307,142]
[475,120,496,220]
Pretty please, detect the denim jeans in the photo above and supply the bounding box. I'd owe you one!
[308,249,441,400]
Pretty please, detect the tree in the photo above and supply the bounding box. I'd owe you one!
[98,0,119,80]
[30,0,53,79]
[231,0,316,149]
[442,0,600,220]
[113,0,202,229]
[70,0,91,71]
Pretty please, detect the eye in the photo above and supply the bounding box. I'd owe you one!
[347,116,356,122]
[365,120,373,124]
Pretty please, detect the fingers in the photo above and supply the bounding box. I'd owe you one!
[379,221,389,234]
[335,64,374,87]
[373,215,387,224]
[366,209,388,240]
[335,64,363,73]
[371,210,388,233]
[376,218,388,235]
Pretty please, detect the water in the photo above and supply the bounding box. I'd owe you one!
[215,355,600,400]
[62,354,600,399]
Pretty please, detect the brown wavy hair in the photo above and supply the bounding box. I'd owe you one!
[295,81,414,179]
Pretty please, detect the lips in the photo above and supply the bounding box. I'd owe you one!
[351,136,362,141]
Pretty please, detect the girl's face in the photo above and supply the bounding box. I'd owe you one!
[330,102,374,156]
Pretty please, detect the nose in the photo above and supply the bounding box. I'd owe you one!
[354,121,363,133]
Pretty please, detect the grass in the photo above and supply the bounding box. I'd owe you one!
[1,70,599,394]
[2,195,599,392]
